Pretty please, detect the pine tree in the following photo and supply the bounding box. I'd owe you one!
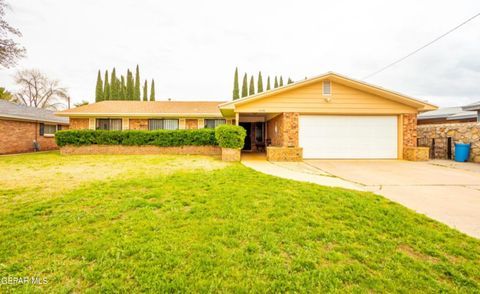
[249,75,255,95]
[103,70,110,100]
[257,71,263,93]
[266,76,271,91]
[241,73,248,97]
[150,79,155,101]
[274,76,278,88]
[134,65,141,100]
[126,70,134,100]
[95,70,103,102]
[288,77,294,84]
[232,67,239,100]
[143,80,148,101]
[279,76,284,87]
[119,76,126,100]
[110,68,118,100]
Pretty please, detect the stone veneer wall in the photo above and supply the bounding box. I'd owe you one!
[403,114,417,148]
[417,122,480,162]
[69,118,89,130]
[266,112,299,147]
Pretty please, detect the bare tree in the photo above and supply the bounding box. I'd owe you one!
[14,69,69,110]
[0,0,26,68]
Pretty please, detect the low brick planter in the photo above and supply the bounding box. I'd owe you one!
[266,146,303,161]
[403,147,429,161]
[60,145,221,155]
[221,148,241,162]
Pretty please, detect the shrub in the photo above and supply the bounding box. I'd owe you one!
[55,129,217,147]
[215,124,246,149]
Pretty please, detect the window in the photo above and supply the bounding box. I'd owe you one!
[39,123,57,136]
[96,119,122,131]
[204,119,226,128]
[148,119,179,130]
[322,80,331,95]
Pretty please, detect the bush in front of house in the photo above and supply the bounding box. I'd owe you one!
[214,124,246,149]
[55,129,217,147]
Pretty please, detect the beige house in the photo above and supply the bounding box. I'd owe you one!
[58,72,437,161]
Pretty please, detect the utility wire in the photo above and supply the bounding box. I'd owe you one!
[363,12,480,80]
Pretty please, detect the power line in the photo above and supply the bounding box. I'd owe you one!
[363,12,480,80]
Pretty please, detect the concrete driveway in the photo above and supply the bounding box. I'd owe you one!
[306,160,480,238]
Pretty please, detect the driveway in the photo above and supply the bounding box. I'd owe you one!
[306,160,480,238]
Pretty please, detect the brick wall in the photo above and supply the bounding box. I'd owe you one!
[186,119,198,129]
[0,119,60,154]
[403,114,417,148]
[130,119,148,130]
[70,118,89,130]
[266,112,299,147]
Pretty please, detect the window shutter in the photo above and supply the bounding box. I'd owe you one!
[39,123,45,136]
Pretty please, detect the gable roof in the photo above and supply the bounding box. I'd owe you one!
[57,100,226,118]
[0,100,69,124]
[219,72,437,115]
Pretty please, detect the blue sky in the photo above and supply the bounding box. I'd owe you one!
[1,0,480,107]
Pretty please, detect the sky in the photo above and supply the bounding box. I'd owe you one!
[1,0,480,107]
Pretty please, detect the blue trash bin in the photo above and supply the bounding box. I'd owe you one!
[454,143,471,162]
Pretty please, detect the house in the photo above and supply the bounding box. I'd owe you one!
[57,72,436,160]
[0,100,69,154]
[418,105,479,125]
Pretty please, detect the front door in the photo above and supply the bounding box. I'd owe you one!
[239,122,251,151]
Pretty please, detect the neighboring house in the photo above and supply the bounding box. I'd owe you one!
[417,101,480,162]
[57,72,436,160]
[417,106,479,125]
[0,100,69,154]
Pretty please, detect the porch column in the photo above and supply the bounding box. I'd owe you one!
[235,113,239,126]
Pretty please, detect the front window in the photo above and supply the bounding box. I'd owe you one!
[148,119,179,130]
[40,124,57,136]
[204,119,226,128]
[96,118,122,130]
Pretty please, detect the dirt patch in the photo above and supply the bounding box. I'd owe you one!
[397,244,439,263]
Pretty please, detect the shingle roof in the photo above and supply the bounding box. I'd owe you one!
[57,100,226,117]
[462,101,480,111]
[0,100,69,124]
[417,106,477,120]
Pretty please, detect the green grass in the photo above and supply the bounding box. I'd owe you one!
[0,152,479,293]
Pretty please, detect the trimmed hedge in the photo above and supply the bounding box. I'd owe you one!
[55,129,217,147]
[214,124,246,149]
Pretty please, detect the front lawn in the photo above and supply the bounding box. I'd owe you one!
[0,152,479,292]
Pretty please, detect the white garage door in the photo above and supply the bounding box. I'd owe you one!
[299,115,398,159]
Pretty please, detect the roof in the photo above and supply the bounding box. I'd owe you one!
[418,106,478,121]
[219,71,437,115]
[57,100,226,118]
[0,100,69,124]
[462,101,480,111]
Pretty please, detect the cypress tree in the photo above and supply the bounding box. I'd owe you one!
[110,68,118,100]
[266,76,271,91]
[95,70,103,102]
[103,70,110,100]
[274,76,278,88]
[143,80,148,101]
[126,70,134,100]
[150,79,155,101]
[241,73,248,97]
[279,76,284,87]
[232,67,239,100]
[119,76,126,100]
[257,71,263,93]
[134,65,141,100]
[249,75,255,95]
[288,77,294,84]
